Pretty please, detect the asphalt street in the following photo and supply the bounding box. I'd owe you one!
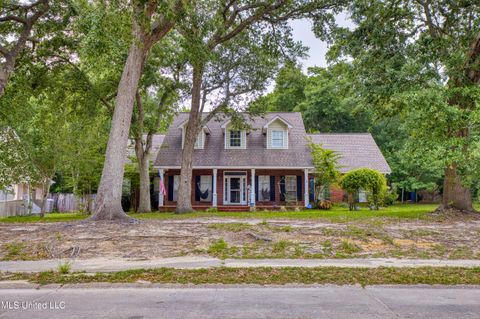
[1,285,479,319]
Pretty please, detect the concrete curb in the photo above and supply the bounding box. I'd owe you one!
[1,257,480,273]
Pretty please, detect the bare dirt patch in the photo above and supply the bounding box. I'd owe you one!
[0,215,479,261]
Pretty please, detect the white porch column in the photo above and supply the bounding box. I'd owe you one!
[158,169,164,207]
[304,168,309,207]
[250,168,255,207]
[212,169,218,207]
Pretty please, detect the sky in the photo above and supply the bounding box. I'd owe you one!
[260,13,353,93]
[289,13,355,71]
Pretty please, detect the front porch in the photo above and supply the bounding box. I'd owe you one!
[158,168,312,212]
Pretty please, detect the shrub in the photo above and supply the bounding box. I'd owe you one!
[382,187,399,206]
[206,207,218,213]
[318,200,332,210]
[308,140,341,207]
[340,168,387,211]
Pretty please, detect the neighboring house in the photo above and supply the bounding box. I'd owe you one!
[153,112,391,211]
[125,134,166,164]
[0,184,45,202]
[0,127,45,215]
[0,183,46,216]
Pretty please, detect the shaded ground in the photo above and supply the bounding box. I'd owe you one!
[1,209,479,261]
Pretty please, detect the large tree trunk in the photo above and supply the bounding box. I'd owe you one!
[176,65,203,213]
[440,32,480,213]
[89,0,176,220]
[0,66,14,98]
[440,164,474,212]
[136,139,152,213]
[90,37,146,221]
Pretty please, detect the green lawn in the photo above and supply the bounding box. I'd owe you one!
[0,212,88,223]
[133,204,439,221]
[0,204,439,223]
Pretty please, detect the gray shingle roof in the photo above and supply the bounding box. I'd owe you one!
[153,112,391,174]
[308,133,391,173]
[154,112,314,168]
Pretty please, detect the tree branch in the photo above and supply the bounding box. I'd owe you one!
[0,15,27,24]
[51,55,115,113]
[465,32,480,84]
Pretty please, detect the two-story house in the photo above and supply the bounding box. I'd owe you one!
[154,112,391,211]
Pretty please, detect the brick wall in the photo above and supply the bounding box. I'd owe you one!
[329,184,346,203]
[163,168,307,207]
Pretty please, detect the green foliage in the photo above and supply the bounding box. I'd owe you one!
[253,63,372,133]
[328,0,480,201]
[1,58,110,195]
[300,64,371,133]
[339,240,362,254]
[253,57,444,195]
[2,242,26,261]
[58,262,72,274]
[340,168,387,210]
[308,140,341,208]
[382,187,399,206]
[252,62,307,112]
[0,127,35,189]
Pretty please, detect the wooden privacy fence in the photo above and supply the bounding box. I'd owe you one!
[0,200,28,217]
[50,193,96,213]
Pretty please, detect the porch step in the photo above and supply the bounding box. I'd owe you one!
[158,205,299,212]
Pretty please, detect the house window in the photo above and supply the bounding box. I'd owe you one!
[229,130,241,147]
[285,175,297,200]
[258,175,270,201]
[358,189,367,203]
[271,130,284,148]
[199,175,212,202]
[172,175,180,201]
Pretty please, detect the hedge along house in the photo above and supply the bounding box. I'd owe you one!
[153,112,391,211]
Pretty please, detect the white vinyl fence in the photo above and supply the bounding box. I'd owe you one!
[0,194,95,217]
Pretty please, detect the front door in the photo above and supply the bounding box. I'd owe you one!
[229,177,241,204]
[224,174,247,205]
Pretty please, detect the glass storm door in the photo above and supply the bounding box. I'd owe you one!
[229,177,241,204]
[224,174,247,205]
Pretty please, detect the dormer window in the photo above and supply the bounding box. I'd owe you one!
[263,116,292,150]
[225,129,246,149]
[221,119,246,149]
[271,130,285,148]
[178,120,210,150]
[229,130,241,147]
